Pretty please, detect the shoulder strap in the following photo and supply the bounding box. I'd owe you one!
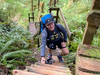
[46,28,49,39]
[55,24,61,32]
[55,24,64,40]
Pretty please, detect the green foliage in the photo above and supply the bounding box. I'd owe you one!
[1,0,100,73]
[0,8,34,70]
[63,52,76,64]
[0,38,17,55]
[3,50,32,60]
[92,34,100,47]
[86,49,100,59]
[0,0,31,28]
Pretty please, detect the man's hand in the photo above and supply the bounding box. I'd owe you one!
[61,42,66,48]
[41,57,46,64]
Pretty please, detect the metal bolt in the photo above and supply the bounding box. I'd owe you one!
[95,18,97,20]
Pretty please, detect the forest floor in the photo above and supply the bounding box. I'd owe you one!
[0,47,75,75]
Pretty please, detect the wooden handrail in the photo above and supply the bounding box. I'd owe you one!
[82,0,100,45]
[59,8,71,37]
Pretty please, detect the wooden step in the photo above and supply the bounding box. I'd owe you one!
[78,44,100,59]
[28,22,39,36]
[77,69,96,75]
[13,69,42,75]
[32,64,69,73]
[13,55,72,75]
[26,66,72,75]
[35,62,68,70]
[76,44,100,75]
[78,56,100,73]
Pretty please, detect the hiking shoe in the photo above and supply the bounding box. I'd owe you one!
[48,54,55,63]
[57,55,64,63]
[49,58,55,63]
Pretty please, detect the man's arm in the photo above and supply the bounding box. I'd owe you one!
[41,28,47,63]
[56,24,67,42]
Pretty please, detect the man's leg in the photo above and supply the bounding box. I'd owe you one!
[57,47,69,62]
[48,48,52,59]
[48,48,52,55]
[60,47,69,56]
[47,48,55,63]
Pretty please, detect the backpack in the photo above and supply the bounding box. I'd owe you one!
[40,13,54,33]
[40,13,64,40]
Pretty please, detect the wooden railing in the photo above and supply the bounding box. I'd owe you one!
[82,0,100,45]
[76,0,100,75]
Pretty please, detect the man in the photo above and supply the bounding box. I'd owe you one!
[41,17,69,64]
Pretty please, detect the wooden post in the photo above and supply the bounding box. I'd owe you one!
[56,9,59,23]
[41,2,44,13]
[57,0,59,3]
[54,0,56,7]
[82,0,100,45]
[38,0,40,11]
[49,8,59,23]
[49,0,52,7]
[38,2,44,21]
[91,0,100,10]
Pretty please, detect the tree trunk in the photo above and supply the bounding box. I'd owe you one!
[31,0,33,13]
[49,0,52,7]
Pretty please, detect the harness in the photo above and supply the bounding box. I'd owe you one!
[46,24,63,43]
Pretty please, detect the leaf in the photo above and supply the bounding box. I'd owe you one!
[0,38,18,55]
[6,64,13,68]
[8,60,26,65]
[3,50,32,60]
[0,63,4,66]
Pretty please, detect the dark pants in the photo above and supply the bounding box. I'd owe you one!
[47,38,63,50]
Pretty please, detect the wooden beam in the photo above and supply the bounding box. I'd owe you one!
[38,0,40,11]
[49,7,60,10]
[57,0,59,3]
[49,0,52,7]
[26,66,68,75]
[82,23,97,45]
[54,0,56,7]
[91,0,100,10]
[59,8,71,37]
[49,7,59,23]
[41,2,44,13]
[13,69,41,75]
[87,10,100,26]
[82,0,100,45]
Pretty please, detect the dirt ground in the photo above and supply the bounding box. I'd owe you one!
[33,46,61,61]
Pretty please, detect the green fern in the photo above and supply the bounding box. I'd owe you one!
[6,64,14,68]
[4,54,24,60]
[3,50,32,60]
[0,38,18,55]
[8,60,26,65]
[2,50,32,66]
[63,52,76,64]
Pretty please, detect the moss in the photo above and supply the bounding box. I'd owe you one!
[86,48,100,59]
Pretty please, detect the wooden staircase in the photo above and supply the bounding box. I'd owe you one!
[13,56,72,75]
